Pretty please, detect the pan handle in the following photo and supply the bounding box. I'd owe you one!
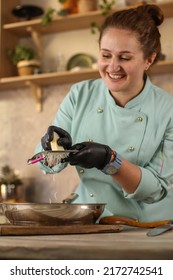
[99,215,172,228]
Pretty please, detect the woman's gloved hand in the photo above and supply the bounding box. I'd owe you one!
[41,126,72,150]
[63,141,113,169]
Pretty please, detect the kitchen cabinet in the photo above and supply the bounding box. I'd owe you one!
[0,1,173,111]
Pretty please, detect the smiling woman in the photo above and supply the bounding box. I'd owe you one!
[35,4,173,223]
[98,28,157,107]
[97,4,162,106]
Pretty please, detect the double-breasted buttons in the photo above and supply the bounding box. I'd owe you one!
[128,146,135,152]
[127,116,143,153]
[97,108,104,113]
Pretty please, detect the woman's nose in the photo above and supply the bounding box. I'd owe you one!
[108,57,120,71]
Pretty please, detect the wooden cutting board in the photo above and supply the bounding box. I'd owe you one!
[0,224,123,236]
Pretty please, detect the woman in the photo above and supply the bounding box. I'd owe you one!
[36,4,173,221]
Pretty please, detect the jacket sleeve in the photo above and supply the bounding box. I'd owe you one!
[123,123,173,203]
[34,84,78,174]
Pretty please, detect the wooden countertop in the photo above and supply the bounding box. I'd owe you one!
[0,227,173,260]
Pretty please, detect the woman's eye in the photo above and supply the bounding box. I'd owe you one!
[120,56,130,61]
[101,53,111,58]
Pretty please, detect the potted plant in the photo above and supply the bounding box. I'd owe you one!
[42,0,115,28]
[60,0,78,14]
[77,0,97,14]
[42,0,77,24]
[8,44,41,76]
[0,165,23,201]
[91,0,116,33]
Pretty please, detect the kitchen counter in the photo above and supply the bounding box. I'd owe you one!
[0,227,173,260]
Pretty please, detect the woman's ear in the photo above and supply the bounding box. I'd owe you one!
[145,52,157,70]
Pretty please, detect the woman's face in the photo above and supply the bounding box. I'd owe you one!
[98,27,153,102]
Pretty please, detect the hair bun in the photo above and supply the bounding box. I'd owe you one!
[138,4,164,26]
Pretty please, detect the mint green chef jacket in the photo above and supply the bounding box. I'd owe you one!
[36,76,173,222]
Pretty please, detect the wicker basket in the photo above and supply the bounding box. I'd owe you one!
[77,0,97,13]
[17,60,40,76]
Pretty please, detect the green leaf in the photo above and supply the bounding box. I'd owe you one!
[7,44,35,65]
[41,7,55,26]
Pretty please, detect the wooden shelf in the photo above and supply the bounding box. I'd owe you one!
[3,10,104,37]
[0,61,173,112]
[3,2,173,37]
[0,69,100,89]
[0,60,173,90]
[148,60,173,75]
[1,1,173,112]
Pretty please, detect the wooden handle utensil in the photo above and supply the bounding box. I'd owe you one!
[99,215,172,228]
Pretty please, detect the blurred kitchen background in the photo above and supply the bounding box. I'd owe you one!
[0,0,173,203]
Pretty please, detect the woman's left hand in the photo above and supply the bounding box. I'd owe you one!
[63,141,113,169]
[41,126,72,150]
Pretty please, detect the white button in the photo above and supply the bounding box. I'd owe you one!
[90,193,94,197]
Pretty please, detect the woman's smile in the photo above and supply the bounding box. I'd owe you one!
[108,72,126,81]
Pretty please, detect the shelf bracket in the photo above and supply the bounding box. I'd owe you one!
[26,26,42,59]
[26,81,42,112]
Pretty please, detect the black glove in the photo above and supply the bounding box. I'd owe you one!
[41,126,72,150]
[63,142,113,169]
